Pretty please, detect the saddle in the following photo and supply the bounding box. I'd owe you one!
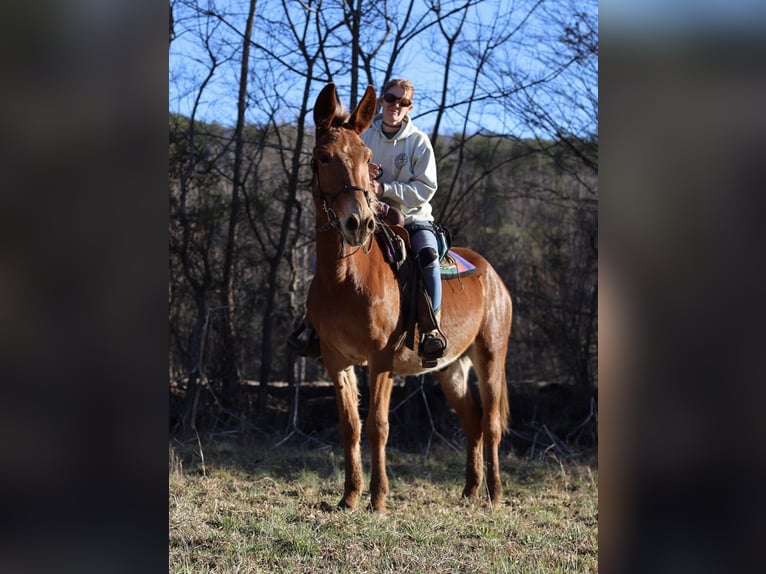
[374,206,477,357]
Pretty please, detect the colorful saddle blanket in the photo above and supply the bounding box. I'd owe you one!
[440,250,477,279]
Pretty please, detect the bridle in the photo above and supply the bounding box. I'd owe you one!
[311,165,376,258]
[315,184,372,231]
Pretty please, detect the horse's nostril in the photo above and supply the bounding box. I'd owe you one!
[346,215,360,232]
[366,218,375,232]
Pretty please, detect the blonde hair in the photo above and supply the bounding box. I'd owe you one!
[381,78,414,100]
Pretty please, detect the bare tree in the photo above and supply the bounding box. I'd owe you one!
[251,0,345,411]
[215,0,258,405]
[169,2,235,430]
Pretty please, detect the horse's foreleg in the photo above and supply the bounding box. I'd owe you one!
[332,366,363,510]
[436,355,484,499]
[365,367,394,513]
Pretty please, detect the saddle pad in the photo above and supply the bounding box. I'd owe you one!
[440,250,477,279]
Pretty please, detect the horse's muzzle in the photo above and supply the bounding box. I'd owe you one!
[343,213,376,246]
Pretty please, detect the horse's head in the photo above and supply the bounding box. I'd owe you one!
[312,83,379,248]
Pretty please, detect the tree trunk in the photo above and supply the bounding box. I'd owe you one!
[347,0,362,106]
[256,75,312,413]
[220,0,258,404]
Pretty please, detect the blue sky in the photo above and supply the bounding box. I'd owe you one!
[169,0,597,138]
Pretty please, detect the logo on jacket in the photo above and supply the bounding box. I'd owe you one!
[395,153,407,169]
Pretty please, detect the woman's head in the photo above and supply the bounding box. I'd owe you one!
[379,79,414,126]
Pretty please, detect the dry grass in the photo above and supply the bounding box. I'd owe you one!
[169,438,597,573]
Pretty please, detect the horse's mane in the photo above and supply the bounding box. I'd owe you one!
[315,106,351,139]
[318,106,361,140]
[331,101,349,127]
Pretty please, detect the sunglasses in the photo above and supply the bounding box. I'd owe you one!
[382,93,412,107]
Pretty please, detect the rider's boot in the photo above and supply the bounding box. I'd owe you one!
[419,309,447,367]
[287,316,322,361]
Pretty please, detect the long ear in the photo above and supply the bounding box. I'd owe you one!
[313,83,340,133]
[347,85,377,134]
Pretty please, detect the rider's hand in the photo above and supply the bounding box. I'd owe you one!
[368,162,382,181]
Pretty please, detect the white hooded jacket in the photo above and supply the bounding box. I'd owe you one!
[361,114,438,224]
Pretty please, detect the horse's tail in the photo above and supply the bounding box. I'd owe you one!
[497,275,513,435]
[499,370,510,435]
[493,270,512,436]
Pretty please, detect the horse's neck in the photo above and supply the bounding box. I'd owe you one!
[315,234,376,290]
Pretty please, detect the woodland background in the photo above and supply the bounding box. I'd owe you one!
[168,0,598,449]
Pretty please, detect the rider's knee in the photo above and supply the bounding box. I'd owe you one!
[417,246,439,270]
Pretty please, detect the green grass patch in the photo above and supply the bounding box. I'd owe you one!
[169,438,597,572]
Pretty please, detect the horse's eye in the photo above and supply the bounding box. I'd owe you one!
[317,153,332,165]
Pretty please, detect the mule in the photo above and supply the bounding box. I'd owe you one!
[306,82,513,512]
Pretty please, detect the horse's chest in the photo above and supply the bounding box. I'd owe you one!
[329,306,394,343]
[310,272,400,359]
[323,299,396,356]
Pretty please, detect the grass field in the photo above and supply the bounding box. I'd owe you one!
[169,436,597,573]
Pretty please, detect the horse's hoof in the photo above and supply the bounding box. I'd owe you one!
[367,502,388,514]
[337,498,357,511]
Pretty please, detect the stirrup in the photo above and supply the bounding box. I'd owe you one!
[287,324,322,360]
[419,331,447,367]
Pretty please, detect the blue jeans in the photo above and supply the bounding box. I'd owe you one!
[407,221,442,312]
